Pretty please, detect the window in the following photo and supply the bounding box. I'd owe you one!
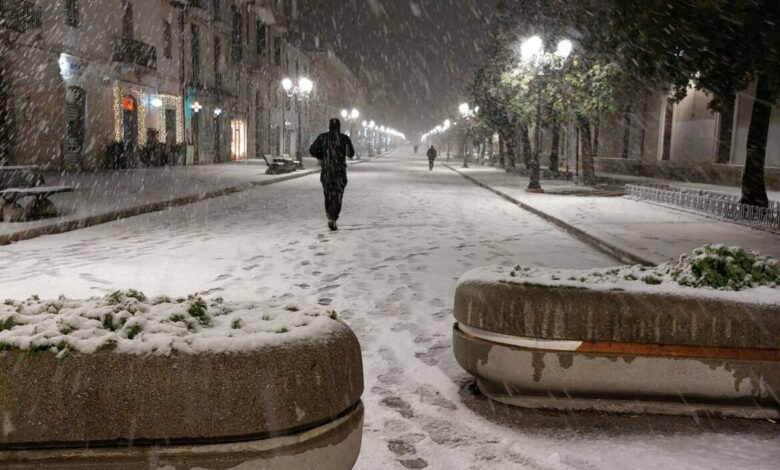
[256,22,266,56]
[163,21,172,59]
[66,0,79,28]
[273,38,282,67]
[191,24,200,83]
[214,36,221,87]
[121,1,133,39]
[231,6,242,62]
[212,0,221,21]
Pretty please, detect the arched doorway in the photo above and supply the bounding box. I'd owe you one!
[121,95,138,160]
[65,86,86,169]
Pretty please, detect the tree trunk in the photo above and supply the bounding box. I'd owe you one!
[578,117,595,184]
[480,138,487,164]
[505,132,517,169]
[498,133,505,168]
[520,125,532,168]
[549,123,560,174]
[592,116,600,158]
[741,76,772,207]
[622,104,632,159]
[717,96,735,164]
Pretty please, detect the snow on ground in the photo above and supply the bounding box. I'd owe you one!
[0,157,322,238]
[455,165,780,265]
[0,149,777,469]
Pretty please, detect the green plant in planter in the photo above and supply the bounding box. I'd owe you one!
[672,245,780,290]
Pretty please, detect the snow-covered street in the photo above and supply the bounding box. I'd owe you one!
[1,149,777,470]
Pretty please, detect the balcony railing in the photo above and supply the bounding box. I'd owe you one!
[0,0,42,33]
[113,37,157,70]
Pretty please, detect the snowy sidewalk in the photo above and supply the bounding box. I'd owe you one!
[0,155,377,245]
[447,165,780,265]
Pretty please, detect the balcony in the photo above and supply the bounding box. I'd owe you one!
[0,0,42,33]
[113,37,157,70]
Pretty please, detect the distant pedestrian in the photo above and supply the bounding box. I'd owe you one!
[414,144,419,154]
[309,118,355,231]
[427,145,438,171]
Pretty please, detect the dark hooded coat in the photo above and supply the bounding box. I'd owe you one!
[309,119,355,187]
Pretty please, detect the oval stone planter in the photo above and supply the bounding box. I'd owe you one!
[0,319,364,469]
[453,266,780,418]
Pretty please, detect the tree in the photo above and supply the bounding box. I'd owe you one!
[611,0,780,207]
[471,0,627,183]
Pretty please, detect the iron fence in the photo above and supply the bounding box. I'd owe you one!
[625,184,780,233]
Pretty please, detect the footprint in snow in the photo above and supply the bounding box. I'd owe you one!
[380,396,414,418]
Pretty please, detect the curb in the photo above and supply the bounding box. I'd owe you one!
[0,169,318,246]
[443,164,655,266]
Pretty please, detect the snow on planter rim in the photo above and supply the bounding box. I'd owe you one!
[459,245,780,305]
[0,290,343,357]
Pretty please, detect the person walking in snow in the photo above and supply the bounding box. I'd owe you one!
[414,144,419,154]
[427,145,438,171]
[309,118,355,231]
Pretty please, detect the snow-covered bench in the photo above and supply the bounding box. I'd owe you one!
[453,247,780,418]
[0,166,74,222]
[0,186,74,222]
[0,292,364,468]
[266,157,302,175]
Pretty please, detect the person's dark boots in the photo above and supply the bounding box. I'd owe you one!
[328,219,338,231]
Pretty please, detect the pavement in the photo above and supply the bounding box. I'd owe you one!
[1,147,777,470]
[445,163,780,265]
[0,155,375,245]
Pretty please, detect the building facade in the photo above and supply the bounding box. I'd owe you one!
[0,0,370,170]
[590,83,780,189]
[0,0,184,170]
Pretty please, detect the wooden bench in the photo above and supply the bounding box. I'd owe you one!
[1,165,76,222]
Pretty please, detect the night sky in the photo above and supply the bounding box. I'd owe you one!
[289,0,498,136]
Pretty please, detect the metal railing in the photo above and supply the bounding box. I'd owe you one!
[625,184,780,233]
[0,0,42,33]
[113,37,157,70]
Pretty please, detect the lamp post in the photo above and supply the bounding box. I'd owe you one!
[341,108,360,158]
[282,76,314,166]
[443,119,452,160]
[518,36,572,193]
[458,103,479,168]
[368,120,376,157]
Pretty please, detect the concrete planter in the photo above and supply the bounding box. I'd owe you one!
[453,270,780,418]
[0,321,364,469]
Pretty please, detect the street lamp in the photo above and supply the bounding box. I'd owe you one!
[518,36,572,192]
[458,102,478,167]
[281,76,314,166]
[340,107,361,156]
